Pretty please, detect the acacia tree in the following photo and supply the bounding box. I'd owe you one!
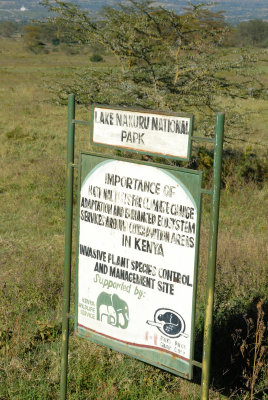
[41,0,263,137]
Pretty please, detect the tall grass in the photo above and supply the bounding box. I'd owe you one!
[0,38,267,399]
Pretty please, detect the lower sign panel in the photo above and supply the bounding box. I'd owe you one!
[75,153,202,379]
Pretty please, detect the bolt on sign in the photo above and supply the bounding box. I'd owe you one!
[91,106,194,161]
[75,154,202,379]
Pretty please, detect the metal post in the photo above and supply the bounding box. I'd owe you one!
[201,113,225,399]
[60,94,75,400]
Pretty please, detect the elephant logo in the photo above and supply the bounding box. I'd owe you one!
[146,308,188,339]
[96,292,129,329]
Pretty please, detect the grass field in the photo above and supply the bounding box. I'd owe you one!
[0,39,267,399]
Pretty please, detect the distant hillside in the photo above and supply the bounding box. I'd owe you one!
[0,0,267,23]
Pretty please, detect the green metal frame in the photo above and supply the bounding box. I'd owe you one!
[201,113,225,399]
[90,104,194,161]
[60,94,225,400]
[60,94,75,400]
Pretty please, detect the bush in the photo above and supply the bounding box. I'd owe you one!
[89,53,103,62]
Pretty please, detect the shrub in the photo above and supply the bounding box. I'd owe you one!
[90,53,103,62]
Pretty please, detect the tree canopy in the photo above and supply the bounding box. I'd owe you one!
[41,0,264,138]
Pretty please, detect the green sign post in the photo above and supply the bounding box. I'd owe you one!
[60,94,224,400]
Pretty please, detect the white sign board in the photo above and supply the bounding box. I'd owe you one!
[91,107,193,160]
[76,154,201,378]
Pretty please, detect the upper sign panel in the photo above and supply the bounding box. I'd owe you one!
[91,106,193,161]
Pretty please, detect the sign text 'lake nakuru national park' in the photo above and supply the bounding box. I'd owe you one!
[91,106,193,160]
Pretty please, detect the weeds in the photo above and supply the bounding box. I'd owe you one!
[243,299,267,399]
[250,300,267,399]
[230,299,267,399]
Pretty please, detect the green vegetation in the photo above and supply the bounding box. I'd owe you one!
[40,0,267,147]
[89,53,103,63]
[0,21,22,38]
[227,20,268,47]
[0,2,267,399]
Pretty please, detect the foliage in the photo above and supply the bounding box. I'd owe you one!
[40,0,226,110]
[186,146,268,188]
[22,21,79,53]
[90,53,104,62]
[236,20,268,48]
[0,21,21,38]
[23,25,47,53]
[40,0,266,141]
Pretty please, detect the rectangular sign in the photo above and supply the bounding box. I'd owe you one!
[75,152,202,379]
[91,106,193,161]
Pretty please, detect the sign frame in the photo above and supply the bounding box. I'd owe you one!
[60,94,225,400]
[90,104,194,162]
[74,151,203,380]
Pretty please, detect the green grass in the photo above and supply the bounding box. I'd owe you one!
[0,38,267,399]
